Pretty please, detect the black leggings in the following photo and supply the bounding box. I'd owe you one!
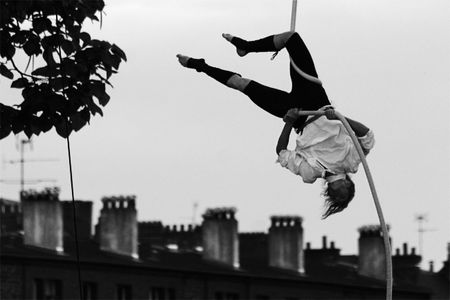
[242,33,330,129]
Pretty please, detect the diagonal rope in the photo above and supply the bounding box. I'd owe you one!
[296,110,393,300]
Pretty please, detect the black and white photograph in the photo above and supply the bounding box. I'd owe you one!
[1,0,449,299]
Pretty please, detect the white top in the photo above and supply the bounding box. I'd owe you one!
[277,115,375,183]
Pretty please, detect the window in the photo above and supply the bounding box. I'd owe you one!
[33,279,62,300]
[83,282,97,300]
[149,287,176,300]
[117,284,132,300]
[214,292,239,300]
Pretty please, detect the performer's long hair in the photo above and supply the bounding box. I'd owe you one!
[322,175,355,219]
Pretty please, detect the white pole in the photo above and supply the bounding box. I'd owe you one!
[290,0,298,31]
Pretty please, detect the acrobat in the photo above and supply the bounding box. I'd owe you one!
[177,31,374,218]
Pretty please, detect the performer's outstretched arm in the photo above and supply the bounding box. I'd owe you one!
[345,118,370,137]
[276,108,299,154]
[325,109,369,137]
[276,122,294,154]
[325,109,374,155]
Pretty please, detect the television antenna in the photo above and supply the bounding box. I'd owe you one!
[414,213,436,256]
[1,138,58,198]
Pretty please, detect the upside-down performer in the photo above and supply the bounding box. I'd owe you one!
[177,31,375,218]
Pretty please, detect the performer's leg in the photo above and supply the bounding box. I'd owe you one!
[285,32,319,79]
[177,55,297,120]
[177,54,251,91]
[284,32,331,109]
[222,32,295,57]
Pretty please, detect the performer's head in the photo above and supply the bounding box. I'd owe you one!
[322,174,355,219]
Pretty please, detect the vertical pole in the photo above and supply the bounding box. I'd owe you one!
[290,0,298,31]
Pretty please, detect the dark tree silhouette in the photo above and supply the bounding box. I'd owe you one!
[0,0,126,139]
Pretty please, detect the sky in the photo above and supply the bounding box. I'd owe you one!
[1,0,449,270]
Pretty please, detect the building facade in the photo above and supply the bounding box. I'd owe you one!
[1,196,449,300]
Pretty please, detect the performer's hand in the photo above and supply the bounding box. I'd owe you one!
[283,108,300,124]
[325,108,338,120]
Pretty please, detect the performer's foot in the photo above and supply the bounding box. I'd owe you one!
[176,54,205,72]
[222,33,248,57]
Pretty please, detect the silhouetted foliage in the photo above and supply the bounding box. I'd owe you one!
[0,0,126,139]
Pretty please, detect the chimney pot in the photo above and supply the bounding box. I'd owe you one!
[429,261,434,272]
[23,195,63,252]
[358,225,387,280]
[99,196,138,258]
[403,242,408,255]
[269,215,304,273]
[411,247,416,255]
[330,241,335,249]
[306,242,311,249]
[202,207,239,268]
[322,236,327,249]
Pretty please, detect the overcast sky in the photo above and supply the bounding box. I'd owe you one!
[1,0,449,269]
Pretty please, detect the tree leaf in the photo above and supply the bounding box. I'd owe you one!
[79,32,91,45]
[12,116,25,134]
[10,31,29,44]
[0,124,12,139]
[102,51,120,69]
[80,107,91,123]
[70,113,87,131]
[43,48,56,66]
[61,39,74,56]
[98,92,110,106]
[55,120,72,138]
[111,44,127,62]
[49,77,65,91]
[24,125,33,139]
[11,78,28,89]
[32,65,59,77]
[38,115,53,133]
[91,80,105,99]
[0,64,14,79]
[88,102,103,116]
[32,17,51,34]
[23,34,41,56]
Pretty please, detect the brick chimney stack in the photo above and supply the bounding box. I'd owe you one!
[201,207,239,268]
[358,225,388,280]
[98,196,138,259]
[268,216,304,273]
[22,188,63,252]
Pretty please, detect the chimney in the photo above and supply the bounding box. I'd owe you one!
[22,188,63,252]
[62,201,93,240]
[201,207,239,268]
[0,199,22,235]
[429,261,434,273]
[268,216,304,273]
[98,196,138,258]
[358,225,388,280]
